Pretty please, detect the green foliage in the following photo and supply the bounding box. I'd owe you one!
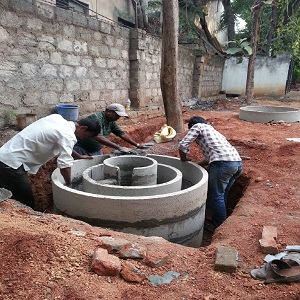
[225,38,252,55]
[220,0,300,79]
[293,57,300,82]
[178,1,204,39]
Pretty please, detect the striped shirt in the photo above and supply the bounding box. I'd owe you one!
[75,111,125,152]
[178,123,241,163]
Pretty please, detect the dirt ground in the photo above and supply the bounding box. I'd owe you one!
[0,95,300,300]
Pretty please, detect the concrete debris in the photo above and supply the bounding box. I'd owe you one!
[0,188,12,203]
[214,245,238,273]
[148,271,181,286]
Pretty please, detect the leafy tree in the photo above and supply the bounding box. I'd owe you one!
[220,0,300,83]
[221,0,236,47]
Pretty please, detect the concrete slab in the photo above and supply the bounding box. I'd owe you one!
[239,106,300,123]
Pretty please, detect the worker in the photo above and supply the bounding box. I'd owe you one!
[73,103,148,158]
[0,114,101,208]
[178,116,242,228]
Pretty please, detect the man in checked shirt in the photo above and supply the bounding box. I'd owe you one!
[178,116,242,229]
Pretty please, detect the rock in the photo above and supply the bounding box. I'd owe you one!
[214,245,238,273]
[91,248,121,276]
[120,261,145,283]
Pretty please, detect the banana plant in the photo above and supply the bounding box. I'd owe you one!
[225,38,252,55]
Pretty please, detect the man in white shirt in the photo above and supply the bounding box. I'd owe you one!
[0,114,100,208]
[178,116,242,229]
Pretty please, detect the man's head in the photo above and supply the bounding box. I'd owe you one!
[188,116,207,129]
[105,103,128,121]
[75,118,101,139]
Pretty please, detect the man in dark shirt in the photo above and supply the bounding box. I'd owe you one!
[73,103,147,158]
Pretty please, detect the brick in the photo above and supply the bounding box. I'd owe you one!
[259,226,278,254]
[214,245,238,273]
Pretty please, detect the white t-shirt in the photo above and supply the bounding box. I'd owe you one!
[0,114,76,174]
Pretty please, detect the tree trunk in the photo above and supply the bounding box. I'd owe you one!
[264,6,278,56]
[139,0,148,29]
[199,15,217,47]
[136,0,145,29]
[245,0,264,104]
[160,0,183,133]
[221,0,236,48]
[283,0,300,25]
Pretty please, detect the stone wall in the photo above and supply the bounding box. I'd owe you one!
[193,52,225,98]
[0,0,225,126]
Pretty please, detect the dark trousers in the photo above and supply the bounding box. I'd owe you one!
[0,161,35,208]
[207,160,243,228]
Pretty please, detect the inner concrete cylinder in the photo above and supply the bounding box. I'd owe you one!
[103,155,157,186]
[52,154,208,247]
[82,163,182,196]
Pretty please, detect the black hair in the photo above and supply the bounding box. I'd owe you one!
[78,118,101,136]
[188,116,207,129]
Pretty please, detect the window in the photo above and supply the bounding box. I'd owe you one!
[56,0,89,15]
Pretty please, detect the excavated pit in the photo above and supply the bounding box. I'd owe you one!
[239,105,300,123]
[52,154,208,247]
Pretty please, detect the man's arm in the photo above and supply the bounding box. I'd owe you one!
[120,133,148,149]
[94,135,121,150]
[72,150,93,160]
[179,149,191,162]
[60,167,71,186]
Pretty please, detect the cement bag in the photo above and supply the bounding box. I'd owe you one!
[153,124,176,143]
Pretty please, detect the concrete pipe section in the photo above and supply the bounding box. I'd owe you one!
[52,154,208,247]
[240,106,300,123]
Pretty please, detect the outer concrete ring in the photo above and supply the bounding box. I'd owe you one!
[52,154,208,247]
[239,106,300,123]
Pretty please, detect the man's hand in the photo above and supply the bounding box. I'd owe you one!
[78,154,94,160]
[119,147,134,154]
[181,157,191,162]
[136,143,150,149]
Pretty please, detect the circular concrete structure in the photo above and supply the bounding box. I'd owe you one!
[82,163,182,196]
[102,155,158,186]
[239,106,300,123]
[52,154,208,247]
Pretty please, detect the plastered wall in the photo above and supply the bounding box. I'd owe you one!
[222,53,291,96]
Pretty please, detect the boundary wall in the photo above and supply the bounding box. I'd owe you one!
[0,0,225,126]
[222,53,291,97]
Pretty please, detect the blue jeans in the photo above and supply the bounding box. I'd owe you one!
[207,161,242,228]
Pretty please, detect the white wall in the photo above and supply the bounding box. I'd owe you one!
[221,53,291,96]
[206,0,227,46]
[38,0,135,23]
[89,0,134,23]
